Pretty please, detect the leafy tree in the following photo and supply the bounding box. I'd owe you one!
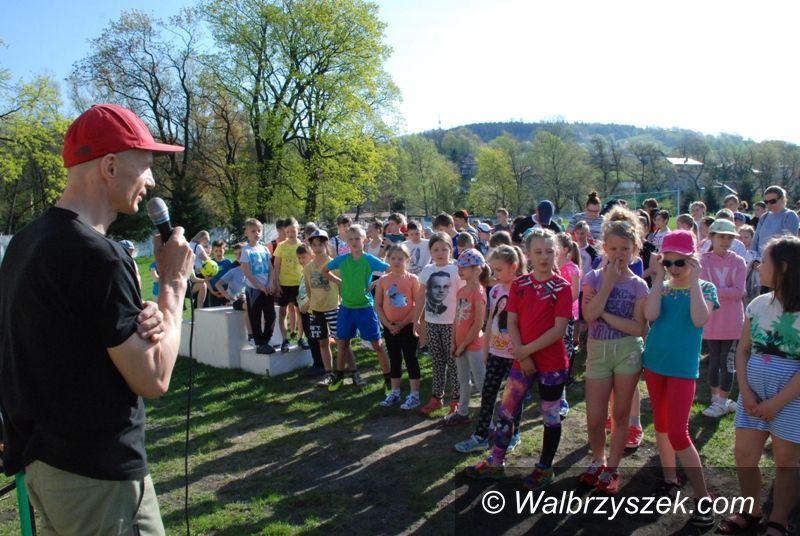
[467,146,515,215]
[588,135,625,197]
[69,8,208,232]
[398,135,459,217]
[0,76,68,233]
[530,131,590,213]
[489,133,534,214]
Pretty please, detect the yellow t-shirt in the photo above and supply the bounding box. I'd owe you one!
[304,259,340,312]
[274,240,304,286]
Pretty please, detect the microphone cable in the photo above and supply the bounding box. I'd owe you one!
[184,287,196,536]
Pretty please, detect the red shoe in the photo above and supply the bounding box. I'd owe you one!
[579,461,606,487]
[449,400,459,415]
[595,470,620,494]
[420,397,443,415]
[626,426,643,449]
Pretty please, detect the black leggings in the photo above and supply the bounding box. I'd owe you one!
[384,323,421,380]
[474,354,519,440]
[301,312,323,368]
[245,288,275,347]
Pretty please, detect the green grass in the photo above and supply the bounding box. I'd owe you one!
[0,275,787,534]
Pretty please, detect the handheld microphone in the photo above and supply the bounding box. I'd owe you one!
[147,197,173,244]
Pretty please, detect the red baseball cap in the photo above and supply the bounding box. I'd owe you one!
[62,104,184,168]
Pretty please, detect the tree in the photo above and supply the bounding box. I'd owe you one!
[0,76,69,233]
[530,131,590,213]
[398,135,459,217]
[588,135,625,197]
[467,146,515,215]
[489,133,534,214]
[69,8,209,233]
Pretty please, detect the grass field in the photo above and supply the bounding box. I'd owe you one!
[0,255,794,535]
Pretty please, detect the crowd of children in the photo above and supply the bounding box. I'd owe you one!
[144,187,799,535]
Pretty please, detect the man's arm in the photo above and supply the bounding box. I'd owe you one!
[108,229,193,399]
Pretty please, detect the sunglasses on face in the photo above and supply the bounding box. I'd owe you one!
[662,259,687,268]
[765,198,780,205]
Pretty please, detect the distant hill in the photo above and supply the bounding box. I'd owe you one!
[420,121,745,152]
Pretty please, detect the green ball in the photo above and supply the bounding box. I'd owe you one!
[200,259,220,278]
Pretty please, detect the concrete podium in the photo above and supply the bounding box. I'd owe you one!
[179,305,312,376]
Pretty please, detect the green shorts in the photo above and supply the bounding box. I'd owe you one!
[25,460,164,536]
[585,336,643,379]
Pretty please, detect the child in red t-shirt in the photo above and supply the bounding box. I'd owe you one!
[466,228,571,491]
[443,249,489,426]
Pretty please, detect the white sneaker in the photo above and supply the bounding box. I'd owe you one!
[702,400,727,418]
[400,394,421,410]
[724,399,738,413]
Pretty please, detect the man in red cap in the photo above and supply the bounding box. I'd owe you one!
[0,104,192,534]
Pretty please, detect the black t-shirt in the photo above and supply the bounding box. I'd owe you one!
[511,216,564,244]
[0,207,147,480]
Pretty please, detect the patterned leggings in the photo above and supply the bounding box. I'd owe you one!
[564,318,576,378]
[491,367,566,468]
[474,354,521,440]
[427,322,458,402]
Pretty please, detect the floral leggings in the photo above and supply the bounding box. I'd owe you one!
[427,322,458,402]
[491,366,567,468]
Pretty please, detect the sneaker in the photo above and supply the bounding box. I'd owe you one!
[328,374,344,392]
[443,412,471,427]
[448,400,460,415]
[400,394,421,411]
[655,478,682,499]
[298,338,310,350]
[317,372,335,388]
[464,460,505,480]
[625,426,643,449]
[559,398,570,419]
[351,371,367,387]
[579,461,606,487]
[256,343,275,354]
[702,400,728,418]
[690,497,715,528]
[595,470,620,494]
[522,464,554,491]
[420,397,443,415]
[280,340,290,353]
[724,398,738,414]
[454,434,490,453]
[506,433,521,453]
[380,391,401,407]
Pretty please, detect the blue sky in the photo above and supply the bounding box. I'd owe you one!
[3,0,800,143]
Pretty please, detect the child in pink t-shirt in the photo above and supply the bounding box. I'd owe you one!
[445,249,489,426]
[375,244,422,410]
[699,219,746,418]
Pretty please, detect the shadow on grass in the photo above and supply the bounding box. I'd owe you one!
[143,347,796,536]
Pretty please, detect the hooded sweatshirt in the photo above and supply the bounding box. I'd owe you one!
[700,249,747,340]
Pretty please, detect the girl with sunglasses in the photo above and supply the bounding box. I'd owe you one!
[643,230,720,528]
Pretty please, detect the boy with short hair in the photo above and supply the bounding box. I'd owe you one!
[273,217,306,352]
[331,215,352,257]
[494,208,512,233]
[305,229,345,387]
[322,225,391,391]
[296,243,322,373]
[404,221,430,275]
[457,232,475,254]
[240,219,276,354]
[433,212,460,258]
[270,218,288,255]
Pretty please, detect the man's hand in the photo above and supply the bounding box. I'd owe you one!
[137,301,165,342]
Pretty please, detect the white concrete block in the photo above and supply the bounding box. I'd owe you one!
[239,344,313,377]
